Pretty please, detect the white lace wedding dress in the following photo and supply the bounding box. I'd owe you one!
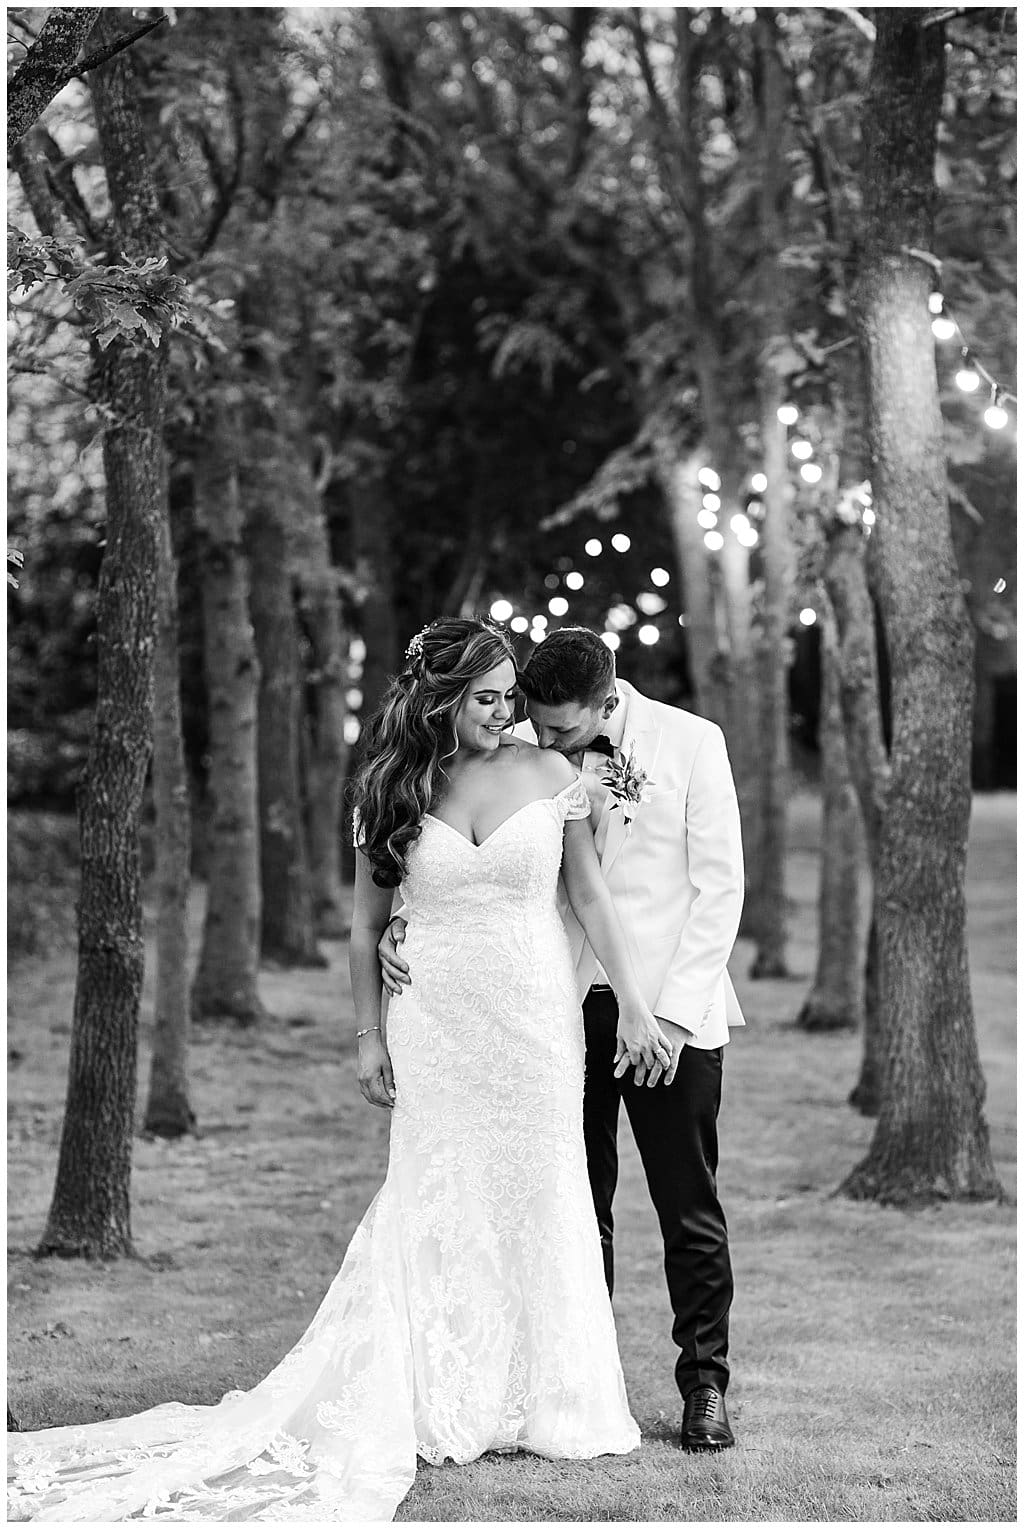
[8,777,640,1522]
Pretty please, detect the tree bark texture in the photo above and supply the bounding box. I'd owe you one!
[291,473,352,939]
[657,453,727,729]
[747,10,794,979]
[841,12,1001,1204]
[143,455,195,1137]
[191,400,266,1025]
[7,8,99,153]
[797,598,864,1031]
[39,19,165,1257]
[823,522,890,1112]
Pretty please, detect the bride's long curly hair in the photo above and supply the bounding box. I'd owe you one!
[351,617,517,888]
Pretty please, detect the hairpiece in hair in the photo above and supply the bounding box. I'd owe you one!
[404,622,436,664]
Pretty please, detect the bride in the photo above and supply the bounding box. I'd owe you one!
[8,617,672,1522]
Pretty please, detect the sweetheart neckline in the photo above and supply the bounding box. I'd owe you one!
[422,785,577,850]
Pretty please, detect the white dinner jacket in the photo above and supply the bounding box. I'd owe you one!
[516,679,745,1048]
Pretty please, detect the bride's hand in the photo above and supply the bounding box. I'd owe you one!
[613,1000,673,1086]
[357,1031,396,1109]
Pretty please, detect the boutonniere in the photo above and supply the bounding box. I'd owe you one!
[601,743,654,825]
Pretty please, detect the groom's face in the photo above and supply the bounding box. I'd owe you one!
[525,693,616,757]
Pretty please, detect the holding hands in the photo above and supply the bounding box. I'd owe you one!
[613,1000,679,1088]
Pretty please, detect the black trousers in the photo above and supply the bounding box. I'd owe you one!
[582,987,733,1399]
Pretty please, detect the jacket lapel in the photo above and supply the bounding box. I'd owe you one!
[599,686,663,877]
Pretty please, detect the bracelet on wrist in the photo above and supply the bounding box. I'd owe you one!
[356,1025,381,1039]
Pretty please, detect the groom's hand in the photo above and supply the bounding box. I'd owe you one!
[379,917,410,996]
[652,1017,689,1086]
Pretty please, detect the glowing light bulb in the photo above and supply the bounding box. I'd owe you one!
[955,366,981,393]
[931,316,956,341]
[751,473,768,493]
[790,439,814,461]
[799,608,817,626]
[565,571,585,590]
[701,493,721,512]
[697,467,721,490]
[777,404,799,426]
[600,631,621,651]
[800,462,823,485]
[585,538,603,556]
[650,567,670,587]
[928,291,945,315]
[703,530,725,552]
[489,599,514,622]
[611,533,631,552]
[548,596,569,616]
[510,616,529,633]
[984,403,1008,430]
[637,624,660,645]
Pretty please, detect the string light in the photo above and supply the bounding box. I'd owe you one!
[800,462,823,485]
[777,404,799,426]
[637,624,660,645]
[697,509,719,530]
[585,538,602,556]
[611,533,631,552]
[751,473,768,493]
[955,348,981,393]
[565,571,585,590]
[698,467,721,490]
[790,440,814,461]
[704,530,725,552]
[984,387,1009,430]
[923,280,1016,428]
[489,599,514,622]
[650,567,670,587]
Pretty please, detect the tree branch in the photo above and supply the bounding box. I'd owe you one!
[836,7,877,41]
[7,7,100,153]
[73,16,167,78]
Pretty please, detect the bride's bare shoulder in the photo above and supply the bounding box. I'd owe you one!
[500,739,575,792]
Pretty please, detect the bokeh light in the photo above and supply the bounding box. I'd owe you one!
[777,404,799,426]
[585,538,603,556]
[799,608,817,626]
[800,462,823,484]
[611,533,631,552]
[650,567,670,587]
[637,624,660,645]
[703,530,725,552]
[565,571,585,590]
[600,631,620,651]
[489,599,514,621]
[548,597,569,616]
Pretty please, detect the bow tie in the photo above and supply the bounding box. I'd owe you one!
[587,734,616,759]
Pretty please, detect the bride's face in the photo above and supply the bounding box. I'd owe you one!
[453,658,518,753]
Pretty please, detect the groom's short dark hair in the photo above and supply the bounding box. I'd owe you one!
[519,626,615,707]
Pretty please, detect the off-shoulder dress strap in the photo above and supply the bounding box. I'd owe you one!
[556,774,592,821]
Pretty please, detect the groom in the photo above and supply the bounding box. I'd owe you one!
[381,625,744,1451]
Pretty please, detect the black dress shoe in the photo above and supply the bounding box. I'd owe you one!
[680,1385,735,1451]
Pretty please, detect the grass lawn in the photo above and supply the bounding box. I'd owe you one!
[7,792,1016,1521]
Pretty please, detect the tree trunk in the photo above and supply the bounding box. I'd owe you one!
[824,521,891,1113]
[840,11,1001,1204]
[351,475,401,723]
[191,401,266,1025]
[747,12,794,979]
[7,7,99,152]
[292,482,351,940]
[657,452,728,728]
[247,464,325,968]
[797,598,863,1031]
[142,451,195,1136]
[38,21,165,1258]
